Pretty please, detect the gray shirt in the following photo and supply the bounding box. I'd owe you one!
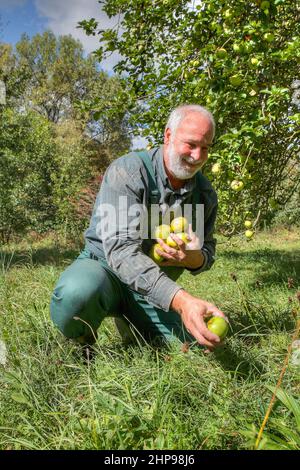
[84,146,218,312]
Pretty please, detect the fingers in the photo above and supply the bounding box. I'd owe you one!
[156,238,185,261]
[208,307,229,323]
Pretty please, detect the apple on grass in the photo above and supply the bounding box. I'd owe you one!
[244,220,252,229]
[207,316,229,340]
[245,230,254,239]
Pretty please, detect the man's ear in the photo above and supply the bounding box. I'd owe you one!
[164,127,172,145]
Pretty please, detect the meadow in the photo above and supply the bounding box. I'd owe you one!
[0,227,299,450]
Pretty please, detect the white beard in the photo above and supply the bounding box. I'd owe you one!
[167,142,202,180]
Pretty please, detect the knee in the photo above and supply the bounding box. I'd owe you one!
[50,282,87,338]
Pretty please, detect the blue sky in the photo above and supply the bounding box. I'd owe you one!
[1,0,47,45]
[0,0,119,69]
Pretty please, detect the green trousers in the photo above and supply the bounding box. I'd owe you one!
[50,249,193,344]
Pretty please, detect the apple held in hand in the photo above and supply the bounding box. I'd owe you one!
[166,232,190,249]
[166,235,178,248]
[154,224,171,240]
[207,316,229,340]
[150,243,165,263]
[170,216,188,234]
[176,232,190,244]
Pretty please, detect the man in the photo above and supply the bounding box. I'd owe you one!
[50,104,227,352]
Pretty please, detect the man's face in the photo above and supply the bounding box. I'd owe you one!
[165,112,214,180]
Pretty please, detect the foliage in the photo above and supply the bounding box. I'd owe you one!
[0,108,57,242]
[242,386,300,450]
[79,0,300,234]
[0,31,134,240]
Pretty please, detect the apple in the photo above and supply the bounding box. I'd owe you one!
[245,230,254,239]
[216,48,227,59]
[250,57,260,66]
[170,216,189,233]
[229,74,243,87]
[154,224,171,240]
[244,220,252,229]
[207,316,229,340]
[260,1,270,10]
[175,232,190,244]
[150,243,165,263]
[264,32,275,43]
[231,180,244,191]
[211,162,221,174]
[166,235,178,249]
[233,43,243,53]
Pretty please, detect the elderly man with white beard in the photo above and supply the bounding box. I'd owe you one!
[50,104,227,354]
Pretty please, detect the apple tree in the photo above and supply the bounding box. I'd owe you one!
[79,0,300,235]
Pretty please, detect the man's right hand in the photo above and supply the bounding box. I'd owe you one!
[171,289,228,350]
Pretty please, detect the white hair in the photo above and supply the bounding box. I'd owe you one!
[165,104,215,138]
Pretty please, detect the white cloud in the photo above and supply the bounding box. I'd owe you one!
[34,0,121,72]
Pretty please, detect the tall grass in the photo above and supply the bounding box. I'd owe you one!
[0,228,299,449]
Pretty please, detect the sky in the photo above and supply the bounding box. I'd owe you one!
[0,0,147,148]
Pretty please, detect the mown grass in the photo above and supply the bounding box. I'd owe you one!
[0,228,299,450]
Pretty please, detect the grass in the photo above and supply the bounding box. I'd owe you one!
[0,227,299,450]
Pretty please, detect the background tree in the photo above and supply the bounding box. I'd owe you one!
[79,0,300,235]
[0,31,134,241]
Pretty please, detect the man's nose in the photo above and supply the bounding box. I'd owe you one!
[191,147,206,162]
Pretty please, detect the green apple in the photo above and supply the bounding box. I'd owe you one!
[170,216,189,233]
[154,224,171,240]
[245,230,254,239]
[166,235,178,249]
[207,316,229,340]
[233,43,243,53]
[264,32,275,43]
[229,74,243,87]
[216,48,227,59]
[244,220,252,229]
[260,1,270,10]
[150,243,164,263]
[211,162,221,175]
[250,57,260,66]
[175,232,190,244]
[231,180,244,191]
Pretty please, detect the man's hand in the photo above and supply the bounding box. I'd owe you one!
[171,290,228,351]
[156,224,204,269]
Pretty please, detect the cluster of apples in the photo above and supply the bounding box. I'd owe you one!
[150,216,190,264]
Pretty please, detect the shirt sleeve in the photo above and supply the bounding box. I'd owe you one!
[98,162,182,312]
